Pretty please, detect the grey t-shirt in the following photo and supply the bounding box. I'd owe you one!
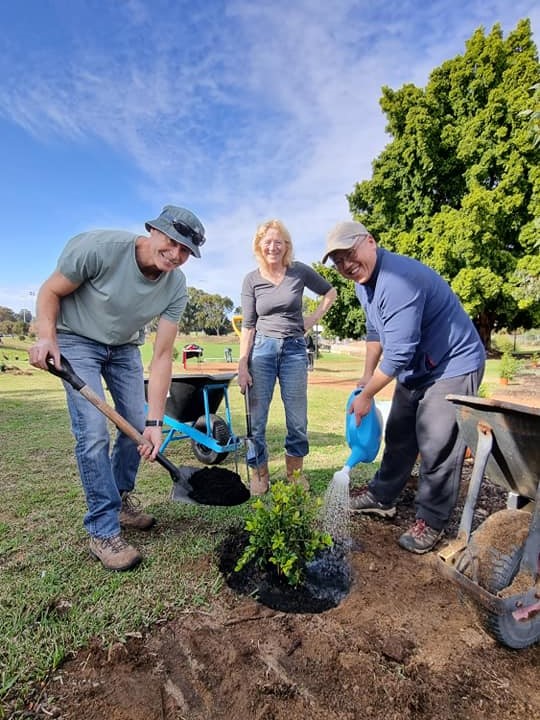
[241,261,332,338]
[56,230,187,345]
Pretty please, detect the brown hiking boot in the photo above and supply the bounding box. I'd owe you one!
[249,465,270,496]
[285,455,309,491]
[88,535,142,571]
[119,492,156,530]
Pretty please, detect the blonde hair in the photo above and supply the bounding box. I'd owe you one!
[253,219,294,269]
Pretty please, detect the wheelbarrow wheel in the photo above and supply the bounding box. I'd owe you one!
[191,414,230,465]
[467,510,540,649]
[483,544,540,649]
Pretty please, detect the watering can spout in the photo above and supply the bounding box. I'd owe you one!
[332,467,351,485]
[344,389,383,468]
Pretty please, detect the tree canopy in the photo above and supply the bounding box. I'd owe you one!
[347,19,539,348]
[311,264,367,339]
[178,288,234,335]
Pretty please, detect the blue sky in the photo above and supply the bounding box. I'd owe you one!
[1,0,538,316]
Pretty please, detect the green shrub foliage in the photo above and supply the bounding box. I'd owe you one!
[235,481,333,587]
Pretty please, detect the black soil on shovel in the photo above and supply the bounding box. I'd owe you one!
[217,525,353,614]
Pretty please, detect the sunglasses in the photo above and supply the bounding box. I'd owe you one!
[163,212,206,247]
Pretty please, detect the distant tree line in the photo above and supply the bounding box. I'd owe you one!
[0,306,33,337]
[179,288,234,335]
[145,288,235,336]
[2,289,237,339]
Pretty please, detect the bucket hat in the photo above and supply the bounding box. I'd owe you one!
[145,205,206,258]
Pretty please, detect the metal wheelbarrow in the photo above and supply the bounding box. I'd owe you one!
[144,373,242,465]
[438,395,540,649]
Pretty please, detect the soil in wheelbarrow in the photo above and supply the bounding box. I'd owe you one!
[22,380,540,720]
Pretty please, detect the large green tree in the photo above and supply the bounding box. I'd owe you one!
[311,264,367,339]
[348,19,539,348]
[179,288,233,335]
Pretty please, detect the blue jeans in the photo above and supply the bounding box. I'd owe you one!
[248,333,309,467]
[57,333,146,538]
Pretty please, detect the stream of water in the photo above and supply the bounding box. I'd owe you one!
[320,468,351,546]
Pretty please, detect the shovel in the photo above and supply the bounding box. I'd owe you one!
[243,384,254,457]
[46,354,249,506]
[243,384,267,490]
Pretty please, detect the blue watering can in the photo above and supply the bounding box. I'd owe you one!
[344,388,383,468]
[332,389,383,485]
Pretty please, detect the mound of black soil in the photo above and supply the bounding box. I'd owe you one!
[217,526,352,614]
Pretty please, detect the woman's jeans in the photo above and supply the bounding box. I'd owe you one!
[369,366,485,530]
[57,333,146,539]
[248,333,309,467]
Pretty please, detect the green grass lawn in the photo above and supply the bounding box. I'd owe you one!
[0,333,537,714]
[0,339,371,713]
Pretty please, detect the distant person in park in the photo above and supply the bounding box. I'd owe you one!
[322,221,485,554]
[238,219,337,495]
[29,205,206,571]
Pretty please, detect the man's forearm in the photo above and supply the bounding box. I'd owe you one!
[362,340,382,378]
[361,368,394,400]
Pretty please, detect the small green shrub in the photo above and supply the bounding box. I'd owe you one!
[235,480,333,587]
[499,352,521,380]
[477,383,488,398]
[493,335,513,355]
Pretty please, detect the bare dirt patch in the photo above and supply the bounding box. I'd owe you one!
[17,373,540,720]
[27,513,539,720]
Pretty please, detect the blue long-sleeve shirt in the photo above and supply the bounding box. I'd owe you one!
[356,248,485,388]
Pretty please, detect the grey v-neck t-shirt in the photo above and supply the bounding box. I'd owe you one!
[241,261,332,338]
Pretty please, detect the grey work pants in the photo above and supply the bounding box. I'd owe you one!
[369,367,484,530]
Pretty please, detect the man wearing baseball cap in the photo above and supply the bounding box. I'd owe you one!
[29,205,206,570]
[322,221,485,554]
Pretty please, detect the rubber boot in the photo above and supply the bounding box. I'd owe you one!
[249,464,270,496]
[285,455,309,490]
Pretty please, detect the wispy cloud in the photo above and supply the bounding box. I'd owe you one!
[0,0,538,309]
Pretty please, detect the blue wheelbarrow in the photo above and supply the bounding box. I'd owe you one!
[145,373,242,465]
[438,395,540,648]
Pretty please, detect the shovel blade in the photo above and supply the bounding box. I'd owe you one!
[170,482,198,504]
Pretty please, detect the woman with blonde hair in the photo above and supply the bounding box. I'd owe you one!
[238,219,336,495]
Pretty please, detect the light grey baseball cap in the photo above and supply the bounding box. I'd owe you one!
[321,221,370,264]
[145,205,206,258]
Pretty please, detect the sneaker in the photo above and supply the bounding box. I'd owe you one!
[120,492,156,530]
[89,535,142,571]
[350,487,397,518]
[398,519,444,554]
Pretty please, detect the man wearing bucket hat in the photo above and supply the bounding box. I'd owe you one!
[29,205,206,571]
[322,221,485,554]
